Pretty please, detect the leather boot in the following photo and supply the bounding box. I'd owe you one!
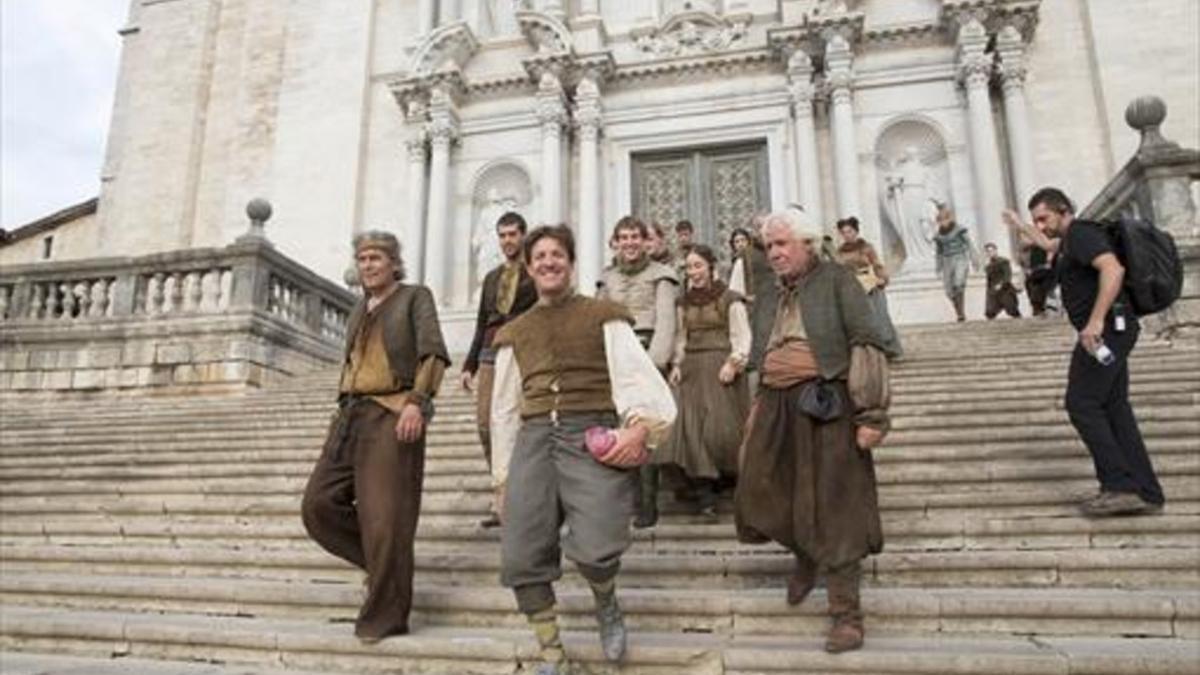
[824,563,864,654]
[590,581,627,663]
[786,552,817,606]
[952,292,966,322]
[633,465,659,529]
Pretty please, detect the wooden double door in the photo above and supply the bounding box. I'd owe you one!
[631,141,770,261]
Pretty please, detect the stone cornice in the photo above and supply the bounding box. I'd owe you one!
[941,0,1040,42]
[767,11,866,62]
[610,47,775,84]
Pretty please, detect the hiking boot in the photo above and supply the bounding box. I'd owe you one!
[786,554,817,606]
[1079,491,1152,517]
[592,588,627,662]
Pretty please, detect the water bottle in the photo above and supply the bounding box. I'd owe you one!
[1093,341,1115,366]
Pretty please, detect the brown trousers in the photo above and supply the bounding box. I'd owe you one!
[301,399,425,639]
[475,363,495,469]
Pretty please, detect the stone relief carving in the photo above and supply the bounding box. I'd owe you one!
[470,163,533,302]
[875,120,952,277]
[635,11,749,57]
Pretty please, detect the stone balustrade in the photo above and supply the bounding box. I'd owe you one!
[1081,96,1200,334]
[0,201,356,394]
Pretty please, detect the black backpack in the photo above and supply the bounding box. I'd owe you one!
[1101,218,1184,316]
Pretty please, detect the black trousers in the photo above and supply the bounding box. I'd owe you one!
[1064,324,1164,505]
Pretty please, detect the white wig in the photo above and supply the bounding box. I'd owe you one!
[762,205,823,243]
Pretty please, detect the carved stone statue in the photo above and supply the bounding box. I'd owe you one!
[882,146,943,274]
[471,188,518,302]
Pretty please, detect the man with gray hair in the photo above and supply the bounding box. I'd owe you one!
[301,230,450,642]
[734,208,891,654]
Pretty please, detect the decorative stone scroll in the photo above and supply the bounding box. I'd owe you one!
[634,11,749,57]
[515,9,574,55]
[408,21,480,76]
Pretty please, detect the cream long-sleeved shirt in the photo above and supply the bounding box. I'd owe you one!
[489,320,678,488]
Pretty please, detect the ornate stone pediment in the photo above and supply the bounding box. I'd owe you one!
[515,9,574,55]
[941,0,1041,41]
[633,10,750,57]
[409,21,480,76]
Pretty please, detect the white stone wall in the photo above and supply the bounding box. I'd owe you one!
[74,0,1197,335]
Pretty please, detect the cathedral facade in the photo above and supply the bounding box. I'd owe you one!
[19,0,1200,343]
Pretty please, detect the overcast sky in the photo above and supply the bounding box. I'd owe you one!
[1,0,128,229]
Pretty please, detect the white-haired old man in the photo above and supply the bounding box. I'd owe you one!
[301,231,450,643]
[734,209,891,654]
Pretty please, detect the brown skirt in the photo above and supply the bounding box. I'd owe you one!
[734,381,883,567]
[654,350,749,479]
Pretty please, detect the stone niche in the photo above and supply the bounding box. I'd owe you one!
[874,118,955,279]
[468,160,533,304]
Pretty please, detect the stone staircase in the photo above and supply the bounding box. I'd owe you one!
[1,319,1198,674]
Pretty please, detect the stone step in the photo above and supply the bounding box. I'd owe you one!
[2,572,1195,641]
[2,441,1192,493]
[2,605,1198,675]
[1,474,1195,524]
[2,543,1196,590]
[0,652,335,675]
[2,508,1196,555]
[2,475,1196,529]
[4,399,1198,450]
[1,418,1195,465]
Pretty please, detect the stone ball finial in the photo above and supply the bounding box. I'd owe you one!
[236,198,273,245]
[246,198,273,224]
[343,265,361,291]
[1126,96,1171,151]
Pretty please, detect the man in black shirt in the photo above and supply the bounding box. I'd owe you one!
[1021,188,1164,517]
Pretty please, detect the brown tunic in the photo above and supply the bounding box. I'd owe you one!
[735,265,890,568]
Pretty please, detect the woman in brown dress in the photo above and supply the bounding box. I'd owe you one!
[836,217,903,358]
[657,245,752,521]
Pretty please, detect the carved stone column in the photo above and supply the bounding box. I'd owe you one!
[404,101,429,284]
[788,49,823,227]
[576,76,604,294]
[425,87,459,304]
[996,25,1036,209]
[539,0,567,21]
[418,0,436,34]
[957,18,1009,256]
[537,72,568,225]
[826,35,862,220]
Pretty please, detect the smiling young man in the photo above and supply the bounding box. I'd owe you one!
[300,231,450,643]
[597,216,679,528]
[490,225,676,674]
[460,212,537,528]
[1020,187,1164,517]
[735,208,890,654]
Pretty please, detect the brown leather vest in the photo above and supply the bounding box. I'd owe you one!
[493,294,632,419]
[342,284,450,390]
